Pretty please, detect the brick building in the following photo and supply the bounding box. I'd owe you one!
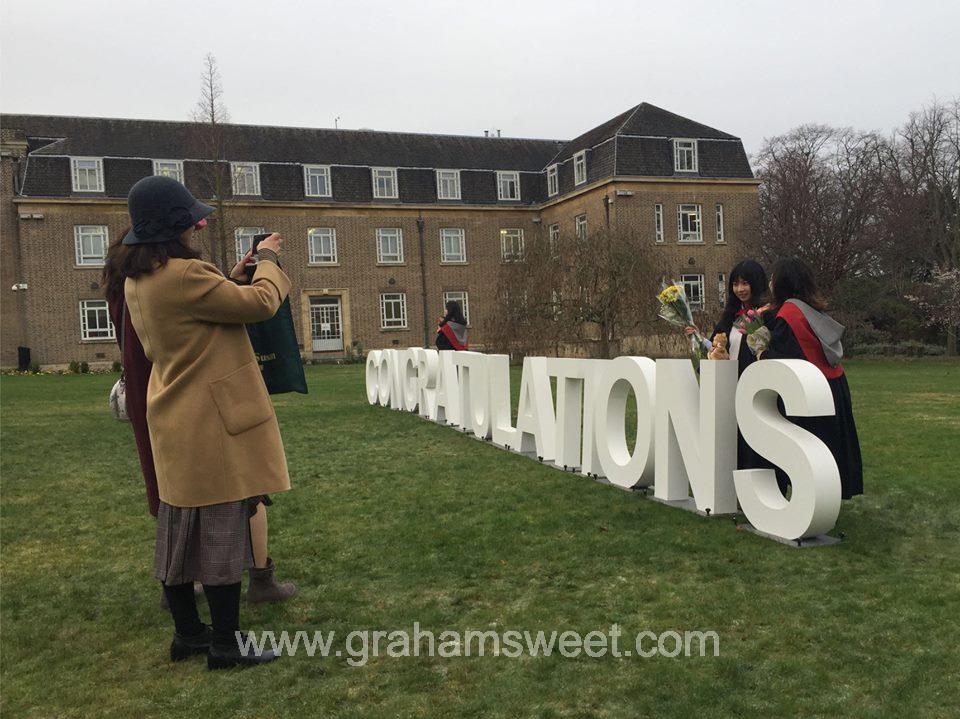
[0,103,759,368]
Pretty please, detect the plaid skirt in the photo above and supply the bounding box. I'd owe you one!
[154,499,256,586]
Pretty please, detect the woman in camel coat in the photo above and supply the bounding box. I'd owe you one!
[119,175,290,669]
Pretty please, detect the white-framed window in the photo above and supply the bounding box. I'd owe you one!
[71,157,104,192]
[673,139,698,172]
[548,223,560,252]
[497,171,520,201]
[718,273,726,305]
[304,165,332,197]
[372,167,398,199]
[80,299,114,341]
[235,226,265,262]
[443,290,470,325]
[573,151,587,185]
[308,228,338,264]
[654,204,664,243]
[546,164,559,197]
[379,292,407,329]
[74,225,109,266]
[575,214,587,240]
[376,227,404,263]
[152,159,183,182]
[436,169,461,200]
[681,274,705,309]
[231,162,260,195]
[500,228,524,262]
[715,203,725,243]
[440,228,466,263]
[677,204,702,243]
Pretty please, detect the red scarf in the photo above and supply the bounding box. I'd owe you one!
[777,302,844,379]
[440,323,468,350]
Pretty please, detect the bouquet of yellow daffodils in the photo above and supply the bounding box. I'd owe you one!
[657,281,705,361]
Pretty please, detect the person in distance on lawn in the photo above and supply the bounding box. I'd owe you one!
[118,175,292,670]
[436,300,469,350]
[758,257,864,500]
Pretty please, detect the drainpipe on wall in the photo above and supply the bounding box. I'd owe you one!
[603,194,611,229]
[416,213,429,348]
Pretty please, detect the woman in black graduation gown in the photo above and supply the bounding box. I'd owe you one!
[436,300,469,351]
[758,258,864,499]
[686,259,768,468]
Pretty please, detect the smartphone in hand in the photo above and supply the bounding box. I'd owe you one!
[245,233,272,280]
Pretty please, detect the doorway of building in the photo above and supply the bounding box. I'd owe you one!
[310,296,344,352]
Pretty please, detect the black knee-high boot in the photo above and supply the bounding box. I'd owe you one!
[162,582,211,662]
[204,582,278,670]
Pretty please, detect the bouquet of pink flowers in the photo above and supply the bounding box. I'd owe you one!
[734,308,771,355]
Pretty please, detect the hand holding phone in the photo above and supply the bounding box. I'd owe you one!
[245,233,277,279]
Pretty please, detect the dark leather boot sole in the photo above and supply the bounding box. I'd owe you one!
[207,648,279,670]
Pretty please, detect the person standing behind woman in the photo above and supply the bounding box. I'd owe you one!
[436,300,468,350]
[758,257,863,500]
[120,175,291,669]
[103,224,297,609]
[686,259,768,469]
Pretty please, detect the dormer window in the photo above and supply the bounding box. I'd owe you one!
[231,163,260,195]
[372,168,398,199]
[71,157,103,192]
[547,164,559,197]
[304,165,332,197]
[436,169,461,200]
[673,139,698,173]
[153,159,184,182]
[573,151,587,185]
[497,171,520,201]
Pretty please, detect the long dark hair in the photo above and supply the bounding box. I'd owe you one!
[717,259,767,333]
[441,300,466,326]
[102,228,201,305]
[769,257,826,313]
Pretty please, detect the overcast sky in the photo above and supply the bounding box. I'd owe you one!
[2,0,958,156]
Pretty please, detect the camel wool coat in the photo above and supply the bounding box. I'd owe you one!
[125,256,292,507]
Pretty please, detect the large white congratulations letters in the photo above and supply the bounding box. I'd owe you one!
[654,359,739,514]
[515,356,556,459]
[593,357,657,488]
[453,351,493,439]
[432,349,461,425]
[734,360,841,540]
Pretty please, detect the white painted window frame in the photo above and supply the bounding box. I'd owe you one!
[235,226,265,262]
[376,227,404,264]
[304,165,333,197]
[573,151,587,186]
[680,274,705,310]
[440,228,466,263]
[379,292,407,329]
[152,159,184,182]
[673,139,698,173]
[715,203,725,243]
[575,213,587,240]
[308,227,338,264]
[74,224,109,266]
[71,157,104,192]
[500,228,524,262]
[435,169,461,200]
[443,290,470,325]
[372,167,399,199]
[496,171,521,201]
[677,204,703,243]
[718,273,727,305]
[231,162,261,196]
[654,204,664,243]
[546,164,559,197]
[548,223,560,252]
[79,299,115,341]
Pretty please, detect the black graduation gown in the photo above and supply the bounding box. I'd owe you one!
[760,317,864,499]
[711,317,761,470]
[435,331,454,350]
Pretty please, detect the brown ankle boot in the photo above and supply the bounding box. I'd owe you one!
[247,558,298,604]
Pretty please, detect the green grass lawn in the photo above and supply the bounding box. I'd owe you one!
[2,359,959,718]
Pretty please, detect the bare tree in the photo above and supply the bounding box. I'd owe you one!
[190,53,232,272]
[488,227,665,359]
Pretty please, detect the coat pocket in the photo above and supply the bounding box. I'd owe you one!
[209,362,275,435]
